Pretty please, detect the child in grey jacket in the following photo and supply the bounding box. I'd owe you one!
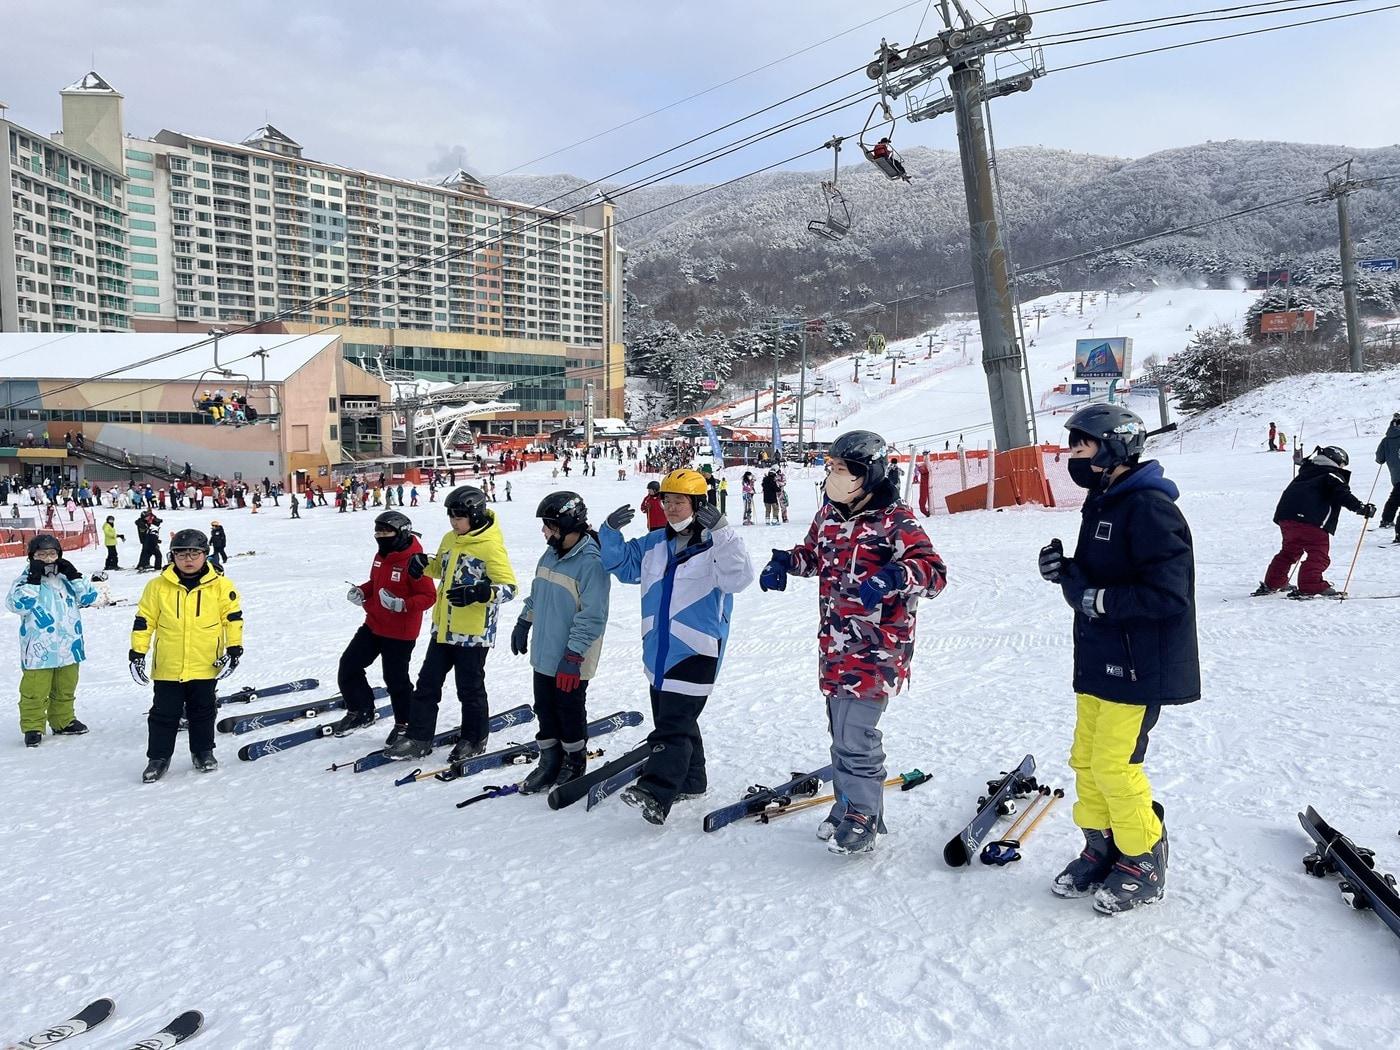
[510,492,611,793]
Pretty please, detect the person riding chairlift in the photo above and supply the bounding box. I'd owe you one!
[871,137,908,180]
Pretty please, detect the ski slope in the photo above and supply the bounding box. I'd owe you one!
[4,366,1400,1047]
[786,287,1261,449]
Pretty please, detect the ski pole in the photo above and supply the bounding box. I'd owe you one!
[1341,464,1384,597]
[997,785,1051,843]
[1017,787,1065,845]
[457,783,520,808]
[756,769,929,823]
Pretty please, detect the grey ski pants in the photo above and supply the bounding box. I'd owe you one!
[825,696,888,822]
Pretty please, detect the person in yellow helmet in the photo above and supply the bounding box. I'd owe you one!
[600,467,754,825]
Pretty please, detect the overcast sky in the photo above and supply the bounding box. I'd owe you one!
[4,0,1396,192]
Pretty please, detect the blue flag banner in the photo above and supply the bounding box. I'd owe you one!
[771,411,783,455]
[701,418,725,466]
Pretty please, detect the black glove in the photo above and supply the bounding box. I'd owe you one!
[606,504,635,530]
[1362,502,1377,519]
[129,649,149,685]
[216,644,243,680]
[511,618,531,656]
[407,552,430,578]
[25,560,44,585]
[694,501,724,531]
[447,578,493,607]
[1059,560,1089,612]
[1038,539,1064,583]
[118,534,127,541]
[56,558,82,580]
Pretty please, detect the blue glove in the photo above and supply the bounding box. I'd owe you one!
[859,562,906,611]
[759,550,791,592]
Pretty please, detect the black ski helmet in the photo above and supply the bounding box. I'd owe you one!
[829,429,890,489]
[1310,445,1349,470]
[444,485,489,528]
[27,534,62,558]
[646,480,661,493]
[537,491,588,534]
[1064,404,1147,469]
[374,510,416,550]
[170,528,210,553]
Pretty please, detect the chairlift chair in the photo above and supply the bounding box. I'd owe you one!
[859,102,911,183]
[807,137,853,241]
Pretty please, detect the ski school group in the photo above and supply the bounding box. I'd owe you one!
[8,407,1400,919]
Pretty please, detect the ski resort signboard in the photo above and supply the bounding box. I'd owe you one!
[1074,337,1132,380]
[1259,309,1317,334]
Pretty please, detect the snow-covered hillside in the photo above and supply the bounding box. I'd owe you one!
[4,365,1400,1046]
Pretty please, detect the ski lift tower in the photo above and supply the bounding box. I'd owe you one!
[865,1,1043,450]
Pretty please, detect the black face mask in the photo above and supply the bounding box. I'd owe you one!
[1067,457,1101,490]
[375,536,398,556]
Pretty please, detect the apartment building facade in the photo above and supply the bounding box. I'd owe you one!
[2,74,626,429]
[0,73,131,334]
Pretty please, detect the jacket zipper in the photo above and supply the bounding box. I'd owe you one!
[1120,630,1139,683]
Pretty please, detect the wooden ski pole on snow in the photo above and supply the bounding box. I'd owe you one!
[1341,463,1385,597]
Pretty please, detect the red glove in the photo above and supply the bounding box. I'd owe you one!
[555,651,584,693]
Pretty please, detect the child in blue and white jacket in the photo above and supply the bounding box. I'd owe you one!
[600,468,754,825]
[5,534,97,746]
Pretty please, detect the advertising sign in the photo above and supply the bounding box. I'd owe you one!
[1070,383,1091,396]
[1259,310,1317,334]
[1074,337,1132,380]
[1358,258,1399,273]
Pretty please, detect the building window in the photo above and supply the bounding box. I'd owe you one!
[129,202,156,215]
[128,167,154,181]
[134,302,162,314]
[129,219,157,231]
[127,184,155,198]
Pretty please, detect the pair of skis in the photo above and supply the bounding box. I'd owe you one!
[1299,806,1400,940]
[4,1000,200,1050]
[218,686,386,735]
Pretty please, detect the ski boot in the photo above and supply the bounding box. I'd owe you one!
[383,735,433,761]
[827,812,887,855]
[674,788,708,803]
[519,743,562,794]
[53,718,89,736]
[817,803,847,841]
[621,784,667,826]
[192,751,219,773]
[1250,581,1291,597]
[24,730,42,748]
[1291,585,1343,600]
[1093,803,1168,914]
[142,758,170,783]
[553,746,588,790]
[384,722,409,747]
[331,708,377,737]
[447,736,486,765]
[1051,828,1120,898]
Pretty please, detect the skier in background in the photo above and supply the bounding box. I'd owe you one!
[511,492,610,794]
[640,480,667,530]
[741,471,755,526]
[761,470,780,524]
[759,431,946,855]
[102,515,124,570]
[385,486,517,763]
[6,535,97,747]
[1375,411,1400,531]
[334,511,436,743]
[1268,422,1278,451]
[601,468,754,825]
[129,528,243,782]
[1038,405,1198,914]
[209,520,228,571]
[1256,445,1374,598]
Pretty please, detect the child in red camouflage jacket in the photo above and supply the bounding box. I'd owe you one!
[759,430,946,855]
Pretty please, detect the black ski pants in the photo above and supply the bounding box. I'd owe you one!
[532,671,588,745]
[636,686,708,814]
[406,641,488,745]
[1382,481,1400,525]
[338,625,416,724]
[136,535,160,571]
[147,679,217,760]
[104,544,119,570]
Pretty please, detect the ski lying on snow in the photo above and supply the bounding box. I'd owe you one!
[583,751,651,811]
[238,703,395,761]
[755,768,932,824]
[218,687,387,734]
[217,678,318,706]
[1299,806,1400,941]
[349,703,536,774]
[4,997,115,1049]
[702,764,835,832]
[943,754,1038,868]
[431,710,643,785]
[118,1010,203,1050]
[546,741,651,811]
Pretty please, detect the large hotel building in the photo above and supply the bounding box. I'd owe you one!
[1,73,625,428]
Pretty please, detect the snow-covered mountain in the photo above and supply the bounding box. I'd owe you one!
[493,140,1400,330]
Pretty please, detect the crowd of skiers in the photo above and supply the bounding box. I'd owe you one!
[13,407,1400,916]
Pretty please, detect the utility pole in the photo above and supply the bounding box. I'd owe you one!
[1323,160,1369,373]
[866,5,1038,450]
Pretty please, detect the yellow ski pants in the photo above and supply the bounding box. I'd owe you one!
[1069,692,1164,856]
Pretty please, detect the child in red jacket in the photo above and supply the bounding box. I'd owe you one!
[640,480,668,530]
[333,511,437,743]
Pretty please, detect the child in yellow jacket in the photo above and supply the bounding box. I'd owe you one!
[129,528,243,783]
